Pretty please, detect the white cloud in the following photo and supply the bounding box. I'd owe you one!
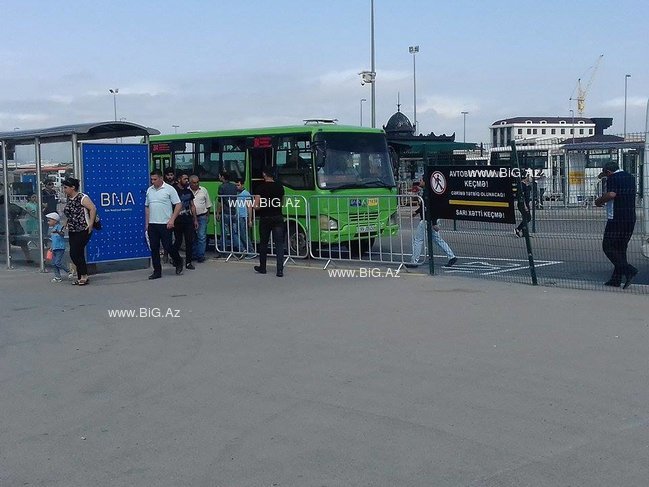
[418,96,479,119]
[0,112,50,123]
[601,96,647,109]
[47,95,75,104]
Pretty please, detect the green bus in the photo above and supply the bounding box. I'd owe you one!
[149,122,399,256]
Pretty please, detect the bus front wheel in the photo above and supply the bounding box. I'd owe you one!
[286,222,308,258]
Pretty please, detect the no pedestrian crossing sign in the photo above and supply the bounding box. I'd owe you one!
[425,165,516,224]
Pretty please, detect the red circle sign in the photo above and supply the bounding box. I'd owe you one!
[430,171,447,195]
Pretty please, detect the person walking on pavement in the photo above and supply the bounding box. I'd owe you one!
[253,166,285,277]
[173,172,198,270]
[405,177,457,268]
[595,161,638,289]
[189,175,211,263]
[145,170,184,279]
[62,177,96,286]
[514,175,532,237]
[535,170,547,209]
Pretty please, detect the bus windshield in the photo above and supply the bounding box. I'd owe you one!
[315,132,395,190]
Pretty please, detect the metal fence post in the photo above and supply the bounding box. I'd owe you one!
[511,142,538,285]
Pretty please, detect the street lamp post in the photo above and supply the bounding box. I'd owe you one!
[370,0,376,128]
[359,99,367,126]
[461,111,469,143]
[570,109,575,144]
[624,74,631,139]
[409,45,419,133]
[109,88,119,121]
[172,124,180,134]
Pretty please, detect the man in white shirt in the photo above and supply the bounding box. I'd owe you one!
[145,170,184,279]
[189,175,212,263]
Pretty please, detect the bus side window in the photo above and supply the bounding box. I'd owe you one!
[198,152,221,179]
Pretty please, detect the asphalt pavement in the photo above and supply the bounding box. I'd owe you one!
[1,259,648,486]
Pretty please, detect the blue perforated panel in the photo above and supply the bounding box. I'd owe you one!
[82,143,150,263]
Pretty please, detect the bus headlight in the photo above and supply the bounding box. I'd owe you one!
[319,216,338,230]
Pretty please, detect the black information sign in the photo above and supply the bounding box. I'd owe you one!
[425,165,516,224]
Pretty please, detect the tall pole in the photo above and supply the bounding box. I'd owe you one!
[409,45,419,133]
[642,98,649,236]
[461,111,469,143]
[624,74,631,139]
[370,0,376,128]
[109,88,119,121]
[2,141,11,268]
[359,99,366,126]
[570,109,575,144]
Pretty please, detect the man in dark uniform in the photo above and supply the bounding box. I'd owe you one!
[253,166,285,277]
[173,172,198,270]
[595,161,637,289]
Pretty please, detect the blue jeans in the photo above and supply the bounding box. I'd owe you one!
[237,216,252,254]
[220,213,238,253]
[51,249,69,278]
[411,220,455,263]
[192,213,208,260]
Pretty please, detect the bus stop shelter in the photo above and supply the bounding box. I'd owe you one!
[0,121,159,271]
[562,137,648,237]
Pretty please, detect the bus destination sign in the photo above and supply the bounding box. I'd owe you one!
[151,143,171,153]
[425,165,515,224]
[253,136,272,148]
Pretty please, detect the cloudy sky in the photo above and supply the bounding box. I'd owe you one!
[2,0,647,161]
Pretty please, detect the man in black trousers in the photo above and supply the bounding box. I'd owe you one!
[145,170,184,279]
[173,171,198,270]
[595,161,637,289]
[253,166,285,277]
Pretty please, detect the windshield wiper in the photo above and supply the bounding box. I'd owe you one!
[329,184,362,191]
[362,179,393,188]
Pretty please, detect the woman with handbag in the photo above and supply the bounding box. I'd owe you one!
[62,177,96,285]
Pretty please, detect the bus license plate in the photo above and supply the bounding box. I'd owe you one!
[357,225,376,233]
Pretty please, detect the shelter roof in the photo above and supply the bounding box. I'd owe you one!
[0,121,159,145]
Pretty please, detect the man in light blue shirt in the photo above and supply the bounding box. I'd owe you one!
[145,170,184,279]
[234,178,255,258]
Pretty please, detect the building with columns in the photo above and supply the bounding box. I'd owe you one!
[490,116,598,148]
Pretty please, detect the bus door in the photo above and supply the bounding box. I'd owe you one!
[152,154,171,172]
[249,147,273,194]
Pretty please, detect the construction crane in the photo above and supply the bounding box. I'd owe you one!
[570,54,604,115]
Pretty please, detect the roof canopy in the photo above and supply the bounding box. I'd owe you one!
[562,135,644,151]
[389,140,476,154]
[0,121,159,145]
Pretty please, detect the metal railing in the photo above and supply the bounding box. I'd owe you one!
[213,194,310,263]
[308,194,425,268]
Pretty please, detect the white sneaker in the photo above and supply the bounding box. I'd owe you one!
[51,277,62,282]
